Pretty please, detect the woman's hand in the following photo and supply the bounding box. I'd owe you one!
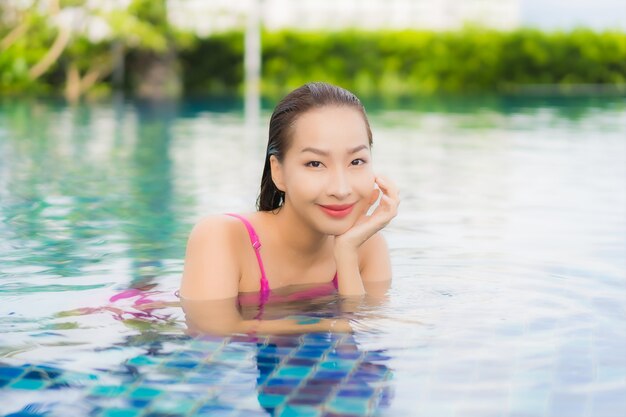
[334,175,399,254]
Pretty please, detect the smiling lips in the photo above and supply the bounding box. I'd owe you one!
[319,203,355,218]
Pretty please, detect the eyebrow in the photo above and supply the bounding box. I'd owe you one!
[300,144,369,156]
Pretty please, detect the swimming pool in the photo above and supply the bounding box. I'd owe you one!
[1,95,624,416]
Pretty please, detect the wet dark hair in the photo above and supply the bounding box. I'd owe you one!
[257,82,373,211]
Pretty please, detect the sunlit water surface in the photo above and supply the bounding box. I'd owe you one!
[0,96,625,417]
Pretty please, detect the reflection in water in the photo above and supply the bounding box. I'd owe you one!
[126,101,178,288]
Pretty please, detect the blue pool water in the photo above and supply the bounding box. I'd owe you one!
[0,95,625,417]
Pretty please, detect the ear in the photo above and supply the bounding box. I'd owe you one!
[269,155,286,192]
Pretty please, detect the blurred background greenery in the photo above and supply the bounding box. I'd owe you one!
[1,0,625,101]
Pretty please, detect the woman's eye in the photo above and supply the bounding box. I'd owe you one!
[306,161,322,168]
[351,159,366,166]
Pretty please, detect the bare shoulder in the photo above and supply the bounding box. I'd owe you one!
[187,214,243,244]
[180,214,250,300]
[357,232,391,282]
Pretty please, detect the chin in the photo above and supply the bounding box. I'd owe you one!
[319,216,359,236]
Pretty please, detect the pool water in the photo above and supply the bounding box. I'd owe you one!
[0,95,625,417]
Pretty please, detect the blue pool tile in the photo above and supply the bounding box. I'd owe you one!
[9,378,49,390]
[349,372,380,382]
[188,376,228,385]
[229,334,263,344]
[258,364,279,374]
[170,350,206,361]
[337,387,375,397]
[294,388,332,399]
[262,385,294,395]
[327,351,361,360]
[195,403,236,415]
[39,366,63,379]
[275,366,312,378]
[90,385,128,397]
[22,369,54,380]
[306,379,334,386]
[287,358,317,367]
[163,360,197,369]
[126,355,158,366]
[327,397,371,415]
[57,370,99,385]
[5,413,46,417]
[291,392,330,402]
[302,333,331,341]
[314,370,348,380]
[356,363,387,374]
[257,355,281,364]
[298,386,334,396]
[130,386,163,399]
[266,336,302,347]
[293,350,325,359]
[319,360,357,372]
[101,408,142,417]
[362,351,391,361]
[129,399,151,408]
[47,381,73,390]
[277,404,321,417]
[287,397,323,406]
[258,393,286,408]
[0,366,25,379]
[260,346,294,356]
[267,378,302,387]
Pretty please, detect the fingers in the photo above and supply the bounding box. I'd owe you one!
[375,175,400,203]
[374,176,400,216]
[368,187,381,205]
[372,179,399,227]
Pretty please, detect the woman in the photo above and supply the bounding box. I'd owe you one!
[180,82,399,335]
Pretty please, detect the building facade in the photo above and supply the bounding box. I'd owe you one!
[167,0,521,35]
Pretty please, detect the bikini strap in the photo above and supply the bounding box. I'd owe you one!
[225,213,270,295]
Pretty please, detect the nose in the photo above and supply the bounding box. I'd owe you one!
[327,167,352,200]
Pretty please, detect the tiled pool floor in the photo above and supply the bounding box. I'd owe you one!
[1,333,393,417]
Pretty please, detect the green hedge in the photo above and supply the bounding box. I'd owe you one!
[180,28,626,97]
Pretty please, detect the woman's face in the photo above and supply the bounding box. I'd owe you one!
[271,105,375,235]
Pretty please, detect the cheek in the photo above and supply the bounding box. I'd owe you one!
[352,169,375,196]
[286,170,323,197]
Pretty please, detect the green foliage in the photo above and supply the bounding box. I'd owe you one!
[178,32,244,95]
[253,28,626,97]
[0,13,58,93]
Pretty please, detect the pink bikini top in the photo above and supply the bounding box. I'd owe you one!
[225,213,338,308]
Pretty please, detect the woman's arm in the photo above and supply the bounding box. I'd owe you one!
[334,176,399,296]
[181,297,351,336]
[334,232,392,296]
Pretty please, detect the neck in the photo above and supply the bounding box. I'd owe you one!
[270,202,331,259]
